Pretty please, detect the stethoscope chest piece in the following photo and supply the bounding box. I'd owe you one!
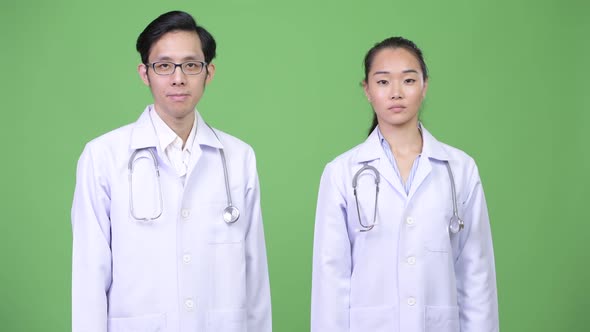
[223,205,240,223]
[449,214,464,234]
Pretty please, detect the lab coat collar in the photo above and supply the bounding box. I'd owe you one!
[354,124,452,198]
[354,123,451,164]
[194,111,224,149]
[149,107,198,154]
[130,106,158,150]
[420,125,451,161]
[129,105,223,150]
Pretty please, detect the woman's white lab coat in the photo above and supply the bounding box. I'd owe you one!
[71,106,271,332]
[311,126,498,332]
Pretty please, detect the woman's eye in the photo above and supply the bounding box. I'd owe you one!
[404,78,416,84]
[377,80,389,85]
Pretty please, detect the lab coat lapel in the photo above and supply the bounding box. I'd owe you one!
[376,156,407,198]
[355,129,407,197]
[406,126,451,200]
[406,154,432,201]
[185,111,224,181]
[129,106,158,151]
[129,105,179,171]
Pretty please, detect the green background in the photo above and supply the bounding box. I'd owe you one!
[1,0,588,330]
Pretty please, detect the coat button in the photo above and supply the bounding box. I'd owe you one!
[181,209,191,219]
[407,256,416,265]
[183,253,192,264]
[185,298,194,309]
[406,217,414,225]
[407,297,416,306]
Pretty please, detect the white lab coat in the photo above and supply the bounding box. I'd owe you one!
[311,126,498,332]
[71,106,271,332]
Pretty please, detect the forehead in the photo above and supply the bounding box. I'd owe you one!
[370,48,422,74]
[148,30,204,61]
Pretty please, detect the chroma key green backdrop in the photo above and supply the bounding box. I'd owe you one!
[0,0,588,331]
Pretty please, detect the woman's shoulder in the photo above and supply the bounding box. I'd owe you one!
[325,138,373,169]
[422,127,477,165]
[439,141,476,164]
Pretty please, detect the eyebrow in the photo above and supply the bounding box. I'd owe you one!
[372,69,420,76]
[153,55,203,62]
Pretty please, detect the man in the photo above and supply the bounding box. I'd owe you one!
[71,11,271,331]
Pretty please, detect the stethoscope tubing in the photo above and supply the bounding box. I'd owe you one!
[352,160,463,233]
[127,122,239,224]
[128,148,164,222]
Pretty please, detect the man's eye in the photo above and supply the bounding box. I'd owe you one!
[405,78,416,84]
[377,80,388,85]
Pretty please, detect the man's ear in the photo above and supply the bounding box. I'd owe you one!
[205,63,215,85]
[138,63,150,86]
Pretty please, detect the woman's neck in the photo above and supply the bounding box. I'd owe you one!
[379,122,423,156]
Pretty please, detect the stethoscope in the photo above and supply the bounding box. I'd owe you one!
[352,160,464,233]
[127,124,240,224]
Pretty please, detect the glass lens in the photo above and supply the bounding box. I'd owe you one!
[182,61,204,75]
[153,62,174,75]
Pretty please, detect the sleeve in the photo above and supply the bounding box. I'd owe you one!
[311,163,351,332]
[454,162,499,332]
[71,144,112,332]
[243,147,272,332]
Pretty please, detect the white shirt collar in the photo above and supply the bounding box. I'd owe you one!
[149,106,198,153]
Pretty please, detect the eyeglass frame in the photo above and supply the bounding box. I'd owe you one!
[145,60,208,76]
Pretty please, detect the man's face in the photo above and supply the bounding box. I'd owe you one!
[138,30,215,123]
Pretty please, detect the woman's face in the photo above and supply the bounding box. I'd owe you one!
[363,47,428,130]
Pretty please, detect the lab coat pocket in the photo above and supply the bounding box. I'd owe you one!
[423,209,452,253]
[207,308,246,332]
[425,306,460,332]
[207,204,244,244]
[209,241,247,308]
[107,313,166,332]
[349,305,398,332]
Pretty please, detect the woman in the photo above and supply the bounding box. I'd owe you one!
[311,37,498,332]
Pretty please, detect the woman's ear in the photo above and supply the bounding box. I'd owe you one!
[421,79,429,99]
[362,80,371,102]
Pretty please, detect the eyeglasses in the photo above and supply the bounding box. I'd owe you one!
[147,61,207,75]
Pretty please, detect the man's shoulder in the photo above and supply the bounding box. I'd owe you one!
[208,126,254,154]
[86,122,135,150]
[75,121,136,171]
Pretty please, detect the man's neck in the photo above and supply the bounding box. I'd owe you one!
[154,108,195,145]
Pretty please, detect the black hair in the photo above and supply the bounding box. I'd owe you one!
[363,37,428,136]
[136,11,217,65]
